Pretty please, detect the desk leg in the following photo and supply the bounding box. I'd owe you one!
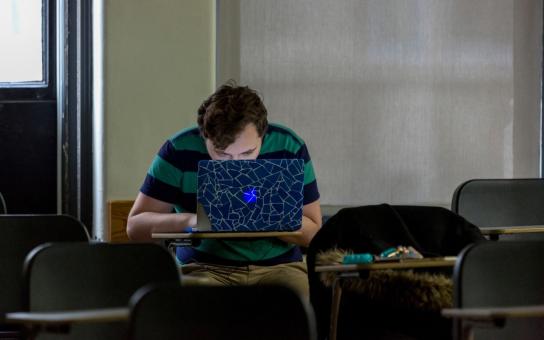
[461,323,474,340]
[329,278,343,340]
[22,325,40,340]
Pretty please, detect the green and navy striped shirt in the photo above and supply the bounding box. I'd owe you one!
[141,123,319,263]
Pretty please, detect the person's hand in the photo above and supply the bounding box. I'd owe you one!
[187,213,197,227]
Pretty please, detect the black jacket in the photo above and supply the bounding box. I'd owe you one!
[307,204,486,340]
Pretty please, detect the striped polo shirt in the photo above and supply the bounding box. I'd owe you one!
[140,123,319,264]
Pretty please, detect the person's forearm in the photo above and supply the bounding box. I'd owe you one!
[278,215,320,246]
[126,212,196,241]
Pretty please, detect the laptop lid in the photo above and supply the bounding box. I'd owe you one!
[196,159,304,232]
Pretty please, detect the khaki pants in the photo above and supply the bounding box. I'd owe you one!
[181,261,309,299]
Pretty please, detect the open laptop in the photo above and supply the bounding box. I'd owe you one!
[195,159,304,232]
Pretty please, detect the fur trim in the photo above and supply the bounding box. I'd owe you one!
[316,249,453,311]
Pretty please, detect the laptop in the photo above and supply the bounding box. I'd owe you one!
[195,159,304,232]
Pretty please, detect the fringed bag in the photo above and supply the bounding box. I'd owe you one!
[316,248,453,312]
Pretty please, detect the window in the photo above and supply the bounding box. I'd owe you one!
[0,0,57,216]
[0,0,46,86]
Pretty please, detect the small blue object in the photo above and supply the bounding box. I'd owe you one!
[342,253,374,264]
[183,227,199,233]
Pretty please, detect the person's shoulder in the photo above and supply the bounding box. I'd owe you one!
[167,125,205,151]
[169,125,200,141]
[266,122,305,145]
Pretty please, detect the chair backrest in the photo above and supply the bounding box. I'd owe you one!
[128,284,317,340]
[451,178,544,228]
[307,204,485,340]
[24,242,180,340]
[0,215,89,318]
[0,192,7,214]
[454,241,544,339]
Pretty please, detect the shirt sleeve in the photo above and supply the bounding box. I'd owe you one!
[139,140,183,204]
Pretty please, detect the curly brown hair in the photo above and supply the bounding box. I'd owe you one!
[197,81,268,150]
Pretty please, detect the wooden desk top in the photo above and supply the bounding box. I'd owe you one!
[479,225,544,235]
[6,307,129,326]
[152,230,302,239]
[442,305,544,321]
[315,256,457,273]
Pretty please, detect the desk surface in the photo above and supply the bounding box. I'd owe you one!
[479,225,544,235]
[315,256,457,273]
[6,307,129,326]
[152,230,302,239]
[442,305,544,321]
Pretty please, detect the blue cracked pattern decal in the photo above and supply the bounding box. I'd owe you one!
[197,159,304,232]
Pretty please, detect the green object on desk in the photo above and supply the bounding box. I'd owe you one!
[342,253,374,264]
[379,247,397,258]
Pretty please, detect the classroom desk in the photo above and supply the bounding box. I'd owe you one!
[6,307,129,340]
[152,230,302,239]
[316,257,457,340]
[3,274,208,339]
[442,305,544,340]
[152,230,302,246]
[479,225,544,240]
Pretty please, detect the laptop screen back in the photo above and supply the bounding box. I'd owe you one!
[196,159,304,232]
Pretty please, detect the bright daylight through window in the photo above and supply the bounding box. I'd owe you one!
[0,0,44,84]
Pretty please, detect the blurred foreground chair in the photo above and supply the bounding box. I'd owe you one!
[307,204,485,340]
[451,178,544,240]
[443,241,544,339]
[21,242,180,340]
[0,215,89,339]
[0,192,7,214]
[128,284,316,340]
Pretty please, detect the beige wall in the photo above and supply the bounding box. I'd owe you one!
[105,0,215,200]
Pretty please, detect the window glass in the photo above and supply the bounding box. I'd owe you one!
[0,0,44,84]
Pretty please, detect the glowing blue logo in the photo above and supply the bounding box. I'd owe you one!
[243,187,258,203]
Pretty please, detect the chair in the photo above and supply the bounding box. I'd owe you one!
[307,204,485,340]
[0,215,89,339]
[23,242,180,340]
[0,192,7,214]
[128,283,317,340]
[448,241,544,339]
[451,178,544,240]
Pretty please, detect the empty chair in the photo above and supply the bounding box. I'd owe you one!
[23,242,180,340]
[451,178,544,240]
[307,204,485,340]
[0,192,6,214]
[451,241,544,339]
[0,215,89,339]
[128,283,316,340]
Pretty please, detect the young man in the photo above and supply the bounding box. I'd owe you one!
[127,82,321,296]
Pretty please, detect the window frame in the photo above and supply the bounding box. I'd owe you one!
[0,0,56,100]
